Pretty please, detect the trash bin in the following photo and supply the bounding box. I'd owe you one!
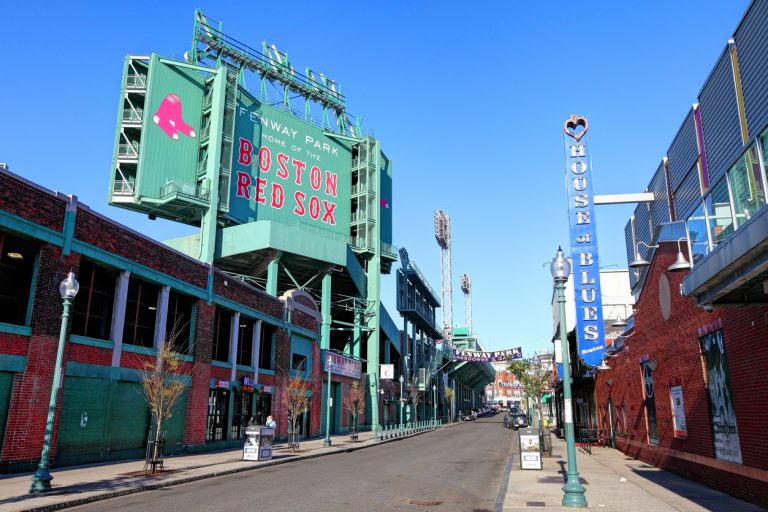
[518,427,542,470]
[243,425,275,461]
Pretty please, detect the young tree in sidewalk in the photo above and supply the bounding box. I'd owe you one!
[444,387,455,423]
[507,356,550,432]
[139,337,188,474]
[407,379,424,423]
[343,378,367,438]
[281,371,311,450]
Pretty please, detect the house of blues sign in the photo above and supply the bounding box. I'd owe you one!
[452,347,522,363]
[563,114,604,367]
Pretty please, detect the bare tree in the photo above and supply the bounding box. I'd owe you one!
[281,373,311,450]
[139,339,187,473]
[407,380,424,423]
[444,387,455,423]
[343,379,367,438]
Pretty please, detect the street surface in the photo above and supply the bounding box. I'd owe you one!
[70,416,516,512]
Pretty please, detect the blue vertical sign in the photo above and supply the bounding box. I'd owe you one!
[563,114,605,367]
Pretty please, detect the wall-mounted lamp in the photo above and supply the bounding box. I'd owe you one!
[668,237,691,272]
[609,304,632,328]
[629,241,658,268]
[646,361,657,371]
[595,358,611,371]
[606,378,613,386]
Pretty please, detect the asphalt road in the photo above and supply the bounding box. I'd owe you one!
[71,415,518,512]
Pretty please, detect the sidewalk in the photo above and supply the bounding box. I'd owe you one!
[502,435,763,511]
[0,427,762,512]
[0,431,381,512]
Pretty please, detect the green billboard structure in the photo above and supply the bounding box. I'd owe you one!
[108,11,398,430]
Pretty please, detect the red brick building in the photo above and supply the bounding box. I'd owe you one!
[593,238,768,508]
[0,169,363,472]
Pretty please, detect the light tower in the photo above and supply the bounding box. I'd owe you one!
[460,273,472,336]
[434,209,452,341]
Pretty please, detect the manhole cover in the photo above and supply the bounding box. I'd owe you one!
[409,499,443,506]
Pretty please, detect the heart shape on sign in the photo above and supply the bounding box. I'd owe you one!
[563,114,589,142]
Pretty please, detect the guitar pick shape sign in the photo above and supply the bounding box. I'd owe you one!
[562,114,605,367]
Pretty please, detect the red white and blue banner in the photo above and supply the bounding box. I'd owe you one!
[452,347,522,363]
[563,114,605,367]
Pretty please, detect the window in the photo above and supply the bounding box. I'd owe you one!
[123,277,160,348]
[0,232,38,326]
[237,317,254,367]
[292,353,307,373]
[686,202,711,265]
[259,323,276,370]
[166,290,195,353]
[72,259,117,339]
[706,179,735,246]
[728,145,766,228]
[213,308,232,362]
[206,389,229,442]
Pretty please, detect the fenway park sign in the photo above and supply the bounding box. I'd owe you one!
[452,347,522,363]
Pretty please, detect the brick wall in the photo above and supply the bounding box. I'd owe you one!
[594,242,768,508]
[0,171,316,468]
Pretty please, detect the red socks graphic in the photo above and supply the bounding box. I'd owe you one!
[153,94,196,140]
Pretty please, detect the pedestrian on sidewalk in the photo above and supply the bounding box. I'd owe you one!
[266,415,277,429]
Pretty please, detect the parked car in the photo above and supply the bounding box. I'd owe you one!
[461,410,476,421]
[512,413,528,430]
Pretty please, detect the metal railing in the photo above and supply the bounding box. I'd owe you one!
[126,74,147,89]
[112,178,135,195]
[160,180,210,201]
[373,419,442,442]
[117,144,139,159]
[122,108,143,123]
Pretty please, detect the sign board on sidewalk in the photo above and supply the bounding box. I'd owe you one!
[519,427,542,470]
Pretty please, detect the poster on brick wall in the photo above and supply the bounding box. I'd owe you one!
[669,385,687,438]
[700,330,741,464]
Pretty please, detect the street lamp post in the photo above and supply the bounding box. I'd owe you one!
[551,247,587,508]
[399,374,404,429]
[324,353,333,447]
[432,384,437,425]
[30,271,79,494]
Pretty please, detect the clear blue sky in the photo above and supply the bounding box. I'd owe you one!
[0,1,750,357]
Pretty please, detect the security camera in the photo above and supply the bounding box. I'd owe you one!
[703,304,714,313]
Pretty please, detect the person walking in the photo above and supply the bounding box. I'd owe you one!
[266,415,277,429]
[503,413,509,429]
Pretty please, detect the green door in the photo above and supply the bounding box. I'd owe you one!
[107,381,150,457]
[0,371,14,455]
[56,377,110,465]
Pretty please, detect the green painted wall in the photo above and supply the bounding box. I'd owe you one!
[137,55,205,201]
[0,371,13,455]
[379,152,393,246]
[227,95,352,238]
[55,375,188,465]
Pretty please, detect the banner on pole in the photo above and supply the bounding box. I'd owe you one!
[452,347,522,363]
